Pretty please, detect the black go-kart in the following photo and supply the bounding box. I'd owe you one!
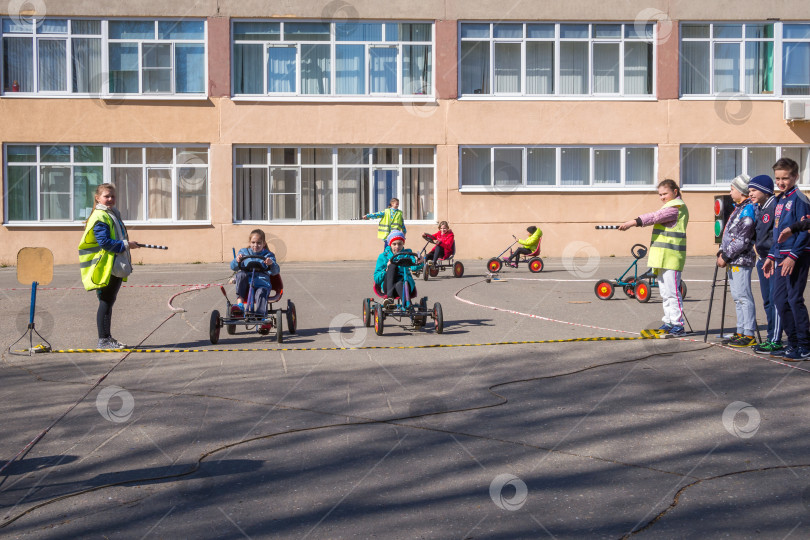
[210,255,297,344]
[362,252,444,335]
[412,232,464,281]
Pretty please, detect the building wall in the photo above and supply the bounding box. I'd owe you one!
[2,1,810,266]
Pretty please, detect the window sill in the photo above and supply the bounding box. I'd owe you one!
[0,93,209,100]
[231,95,436,104]
[679,95,796,101]
[4,221,212,228]
[457,95,658,101]
[233,220,437,225]
[459,185,656,192]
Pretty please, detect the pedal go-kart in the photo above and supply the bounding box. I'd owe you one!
[362,252,444,335]
[209,255,297,344]
[594,243,686,303]
[486,236,544,273]
[412,232,464,281]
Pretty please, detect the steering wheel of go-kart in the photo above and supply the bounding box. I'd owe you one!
[390,252,420,267]
[421,233,437,244]
[238,254,270,272]
[631,244,648,260]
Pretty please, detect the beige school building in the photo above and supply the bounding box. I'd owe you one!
[2,0,810,266]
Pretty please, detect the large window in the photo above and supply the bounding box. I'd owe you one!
[232,21,433,97]
[4,144,209,223]
[234,147,435,222]
[681,145,810,186]
[680,22,810,97]
[459,146,656,189]
[1,18,206,96]
[459,22,654,97]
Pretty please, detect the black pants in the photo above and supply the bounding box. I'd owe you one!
[96,275,123,339]
[508,247,532,267]
[429,246,445,264]
[384,263,414,301]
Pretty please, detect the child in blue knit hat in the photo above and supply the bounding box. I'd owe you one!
[748,174,783,354]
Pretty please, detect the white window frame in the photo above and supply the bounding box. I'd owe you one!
[231,20,435,101]
[0,17,208,98]
[458,21,657,99]
[679,21,810,98]
[459,145,659,191]
[233,146,437,223]
[680,144,810,188]
[3,143,211,225]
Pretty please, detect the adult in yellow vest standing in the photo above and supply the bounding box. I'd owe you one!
[618,179,689,336]
[78,183,141,349]
[363,197,406,247]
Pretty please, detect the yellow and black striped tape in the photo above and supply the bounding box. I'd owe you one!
[45,336,659,354]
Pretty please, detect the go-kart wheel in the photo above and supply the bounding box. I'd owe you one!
[487,258,502,273]
[286,300,297,334]
[423,266,430,281]
[679,280,687,299]
[226,316,236,335]
[594,280,614,300]
[433,303,444,334]
[209,310,220,344]
[635,279,651,303]
[362,298,372,327]
[429,265,439,277]
[374,304,385,336]
[453,261,464,278]
[276,309,284,343]
[529,257,544,273]
[623,284,636,298]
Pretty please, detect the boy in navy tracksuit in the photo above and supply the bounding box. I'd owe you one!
[762,158,810,361]
[748,175,783,354]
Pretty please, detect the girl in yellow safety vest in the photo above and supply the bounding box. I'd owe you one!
[618,179,689,336]
[78,183,141,349]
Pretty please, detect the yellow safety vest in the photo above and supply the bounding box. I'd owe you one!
[377,208,405,239]
[78,210,123,290]
[647,198,689,272]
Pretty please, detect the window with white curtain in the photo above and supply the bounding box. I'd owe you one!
[4,144,209,223]
[232,21,433,98]
[679,22,810,97]
[681,145,810,186]
[459,22,655,97]
[1,18,205,96]
[460,146,656,189]
[234,147,435,222]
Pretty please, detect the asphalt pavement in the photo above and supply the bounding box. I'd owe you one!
[2,256,810,539]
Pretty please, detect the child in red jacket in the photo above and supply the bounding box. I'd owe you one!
[424,221,454,267]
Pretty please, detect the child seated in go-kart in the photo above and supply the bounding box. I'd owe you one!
[374,230,423,309]
[230,229,280,317]
[423,220,454,267]
[508,225,542,268]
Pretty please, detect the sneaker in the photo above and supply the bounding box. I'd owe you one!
[800,346,810,359]
[257,323,271,335]
[98,337,126,349]
[657,323,673,332]
[667,325,686,337]
[383,298,395,310]
[752,341,783,354]
[728,335,756,348]
[781,346,803,361]
[231,304,243,317]
[721,333,742,345]
[771,345,796,358]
